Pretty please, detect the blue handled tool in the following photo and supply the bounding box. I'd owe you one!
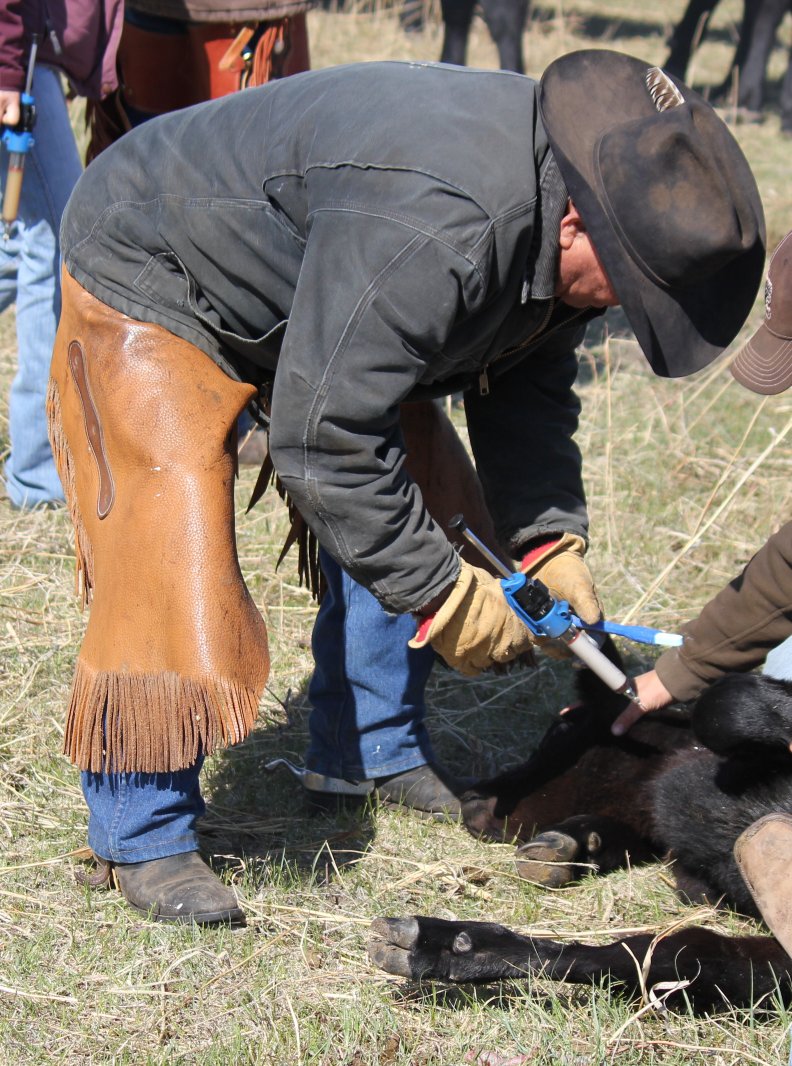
[571,617,683,648]
[2,34,39,240]
[449,514,645,705]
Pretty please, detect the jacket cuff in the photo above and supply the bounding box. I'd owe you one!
[655,647,712,703]
[520,535,561,570]
[510,525,587,561]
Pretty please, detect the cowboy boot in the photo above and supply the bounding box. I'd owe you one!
[374,763,474,819]
[734,813,792,956]
[113,852,246,926]
[304,761,474,820]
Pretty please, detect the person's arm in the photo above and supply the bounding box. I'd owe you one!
[465,323,589,553]
[464,321,602,623]
[268,201,492,615]
[613,520,792,734]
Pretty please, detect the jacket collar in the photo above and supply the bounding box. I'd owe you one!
[522,151,567,305]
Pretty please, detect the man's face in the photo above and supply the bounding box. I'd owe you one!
[556,229,620,309]
[555,203,620,309]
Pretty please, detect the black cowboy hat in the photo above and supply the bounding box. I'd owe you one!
[539,50,766,378]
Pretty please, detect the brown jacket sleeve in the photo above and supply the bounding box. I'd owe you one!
[655,520,792,701]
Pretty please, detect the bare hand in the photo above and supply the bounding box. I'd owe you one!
[0,91,21,127]
[611,669,673,735]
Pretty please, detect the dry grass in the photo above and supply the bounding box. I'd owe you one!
[1,1,792,1062]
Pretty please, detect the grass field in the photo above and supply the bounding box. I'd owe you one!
[1,1,792,1062]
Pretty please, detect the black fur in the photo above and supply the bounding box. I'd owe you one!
[370,647,792,1009]
[460,647,792,911]
[369,915,792,1010]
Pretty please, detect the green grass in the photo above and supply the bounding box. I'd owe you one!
[1,1,792,1061]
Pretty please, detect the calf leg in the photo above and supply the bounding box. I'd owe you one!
[369,916,792,1009]
[713,0,763,100]
[515,814,654,887]
[780,42,792,132]
[691,673,792,757]
[665,0,720,78]
[736,0,789,112]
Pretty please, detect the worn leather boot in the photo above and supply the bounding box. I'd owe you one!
[374,763,473,819]
[734,813,792,956]
[114,852,246,926]
[305,762,473,819]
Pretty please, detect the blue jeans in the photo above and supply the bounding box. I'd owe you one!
[81,551,436,860]
[305,549,436,780]
[763,634,792,681]
[2,66,82,508]
[82,760,206,863]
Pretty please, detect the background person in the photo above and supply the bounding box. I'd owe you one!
[0,0,122,509]
[613,229,792,739]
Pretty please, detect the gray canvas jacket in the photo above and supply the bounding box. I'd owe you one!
[656,520,792,700]
[62,61,598,613]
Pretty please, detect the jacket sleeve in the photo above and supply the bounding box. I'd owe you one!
[656,520,792,700]
[0,0,26,93]
[464,320,588,556]
[268,205,491,615]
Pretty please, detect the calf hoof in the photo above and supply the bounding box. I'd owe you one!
[515,829,600,888]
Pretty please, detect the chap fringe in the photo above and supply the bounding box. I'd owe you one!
[64,661,262,773]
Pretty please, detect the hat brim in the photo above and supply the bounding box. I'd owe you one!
[539,51,766,379]
[731,324,792,395]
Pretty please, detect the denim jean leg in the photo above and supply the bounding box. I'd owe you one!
[3,66,82,507]
[81,759,205,864]
[306,549,436,780]
[762,634,792,681]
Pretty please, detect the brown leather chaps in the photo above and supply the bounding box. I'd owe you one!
[48,269,269,774]
[48,270,498,775]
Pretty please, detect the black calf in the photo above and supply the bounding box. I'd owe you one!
[371,656,792,1008]
[370,916,792,1010]
[460,660,792,913]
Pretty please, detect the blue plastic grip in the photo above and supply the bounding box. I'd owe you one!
[572,617,684,647]
[500,572,575,639]
[2,91,35,154]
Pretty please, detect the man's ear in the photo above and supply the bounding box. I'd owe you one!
[558,200,586,250]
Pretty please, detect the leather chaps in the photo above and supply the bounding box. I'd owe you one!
[48,269,269,774]
[48,270,498,775]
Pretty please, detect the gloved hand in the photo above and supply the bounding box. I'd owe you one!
[520,533,603,625]
[409,559,537,677]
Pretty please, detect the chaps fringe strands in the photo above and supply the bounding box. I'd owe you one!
[48,269,270,774]
[64,665,261,773]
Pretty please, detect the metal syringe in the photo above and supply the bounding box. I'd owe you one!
[448,514,643,706]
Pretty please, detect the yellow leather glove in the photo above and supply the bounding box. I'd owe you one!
[520,533,603,625]
[408,559,537,677]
